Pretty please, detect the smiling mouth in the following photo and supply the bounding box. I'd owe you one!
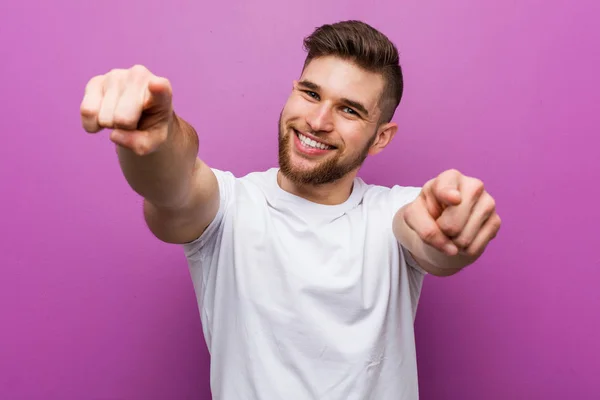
[294,130,335,150]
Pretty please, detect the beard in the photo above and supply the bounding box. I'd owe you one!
[277,112,376,185]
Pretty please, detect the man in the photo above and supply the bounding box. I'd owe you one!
[80,20,501,400]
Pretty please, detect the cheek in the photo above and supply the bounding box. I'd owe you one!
[336,123,368,149]
[286,96,320,120]
[284,96,304,113]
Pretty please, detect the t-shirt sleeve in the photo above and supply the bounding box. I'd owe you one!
[182,168,236,260]
[388,185,429,275]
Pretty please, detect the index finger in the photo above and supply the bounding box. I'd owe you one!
[143,76,173,111]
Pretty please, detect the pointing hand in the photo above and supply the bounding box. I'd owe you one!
[402,169,502,259]
[80,65,174,156]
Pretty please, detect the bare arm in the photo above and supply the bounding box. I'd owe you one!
[81,65,219,244]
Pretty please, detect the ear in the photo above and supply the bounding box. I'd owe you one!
[368,122,398,155]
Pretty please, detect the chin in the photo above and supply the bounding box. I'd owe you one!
[279,152,313,177]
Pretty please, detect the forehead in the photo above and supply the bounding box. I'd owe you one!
[300,56,385,110]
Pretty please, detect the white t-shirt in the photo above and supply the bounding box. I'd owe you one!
[183,167,427,400]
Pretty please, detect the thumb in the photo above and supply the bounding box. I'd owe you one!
[144,76,172,110]
[438,187,461,206]
[432,170,462,206]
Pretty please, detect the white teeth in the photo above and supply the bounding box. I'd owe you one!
[298,133,332,150]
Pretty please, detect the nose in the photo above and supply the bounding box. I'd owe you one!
[306,103,334,133]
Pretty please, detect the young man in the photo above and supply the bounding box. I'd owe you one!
[81,20,501,400]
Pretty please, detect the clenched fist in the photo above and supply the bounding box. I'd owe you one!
[402,169,502,260]
[80,64,174,156]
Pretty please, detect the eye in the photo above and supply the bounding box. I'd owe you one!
[342,106,358,116]
[303,90,320,100]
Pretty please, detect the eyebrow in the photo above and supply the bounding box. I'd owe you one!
[298,80,370,117]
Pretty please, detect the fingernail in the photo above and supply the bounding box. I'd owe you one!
[444,243,458,255]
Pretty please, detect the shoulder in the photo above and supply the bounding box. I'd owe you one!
[181,168,275,257]
[358,178,422,214]
[238,168,278,186]
[207,167,278,209]
[210,167,276,191]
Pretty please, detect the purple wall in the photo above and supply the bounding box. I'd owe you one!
[1,0,598,399]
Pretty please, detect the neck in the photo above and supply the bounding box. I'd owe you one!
[277,169,358,205]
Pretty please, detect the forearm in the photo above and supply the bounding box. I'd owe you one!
[116,113,199,208]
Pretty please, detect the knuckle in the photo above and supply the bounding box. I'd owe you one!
[492,216,502,232]
[113,112,136,128]
[108,68,124,76]
[467,178,485,196]
[97,109,114,127]
[454,236,471,249]
[97,116,113,128]
[80,102,96,117]
[130,64,147,73]
[422,179,434,193]
[444,224,461,237]
[465,246,481,258]
[438,218,461,236]
[85,75,103,91]
[129,65,150,81]
[420,227,439,244]
[162,78,172,91]
[442,168,462,179]
[474,178,484,189]
[133,137,152,156]
[486,197,496,214]
[106,69,126,86]
[103,73,116,87]
[133,143,149,156]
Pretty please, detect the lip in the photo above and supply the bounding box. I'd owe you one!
[293,129,334,156]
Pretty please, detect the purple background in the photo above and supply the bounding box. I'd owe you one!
[1,0,599,399]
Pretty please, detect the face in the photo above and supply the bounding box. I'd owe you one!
[278,56,397,185]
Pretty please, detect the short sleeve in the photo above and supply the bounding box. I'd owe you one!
[401,244,428,275]
[388,185,422,212]
[182,168,236,260]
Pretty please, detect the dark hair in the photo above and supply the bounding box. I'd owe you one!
[302,20,404,124]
